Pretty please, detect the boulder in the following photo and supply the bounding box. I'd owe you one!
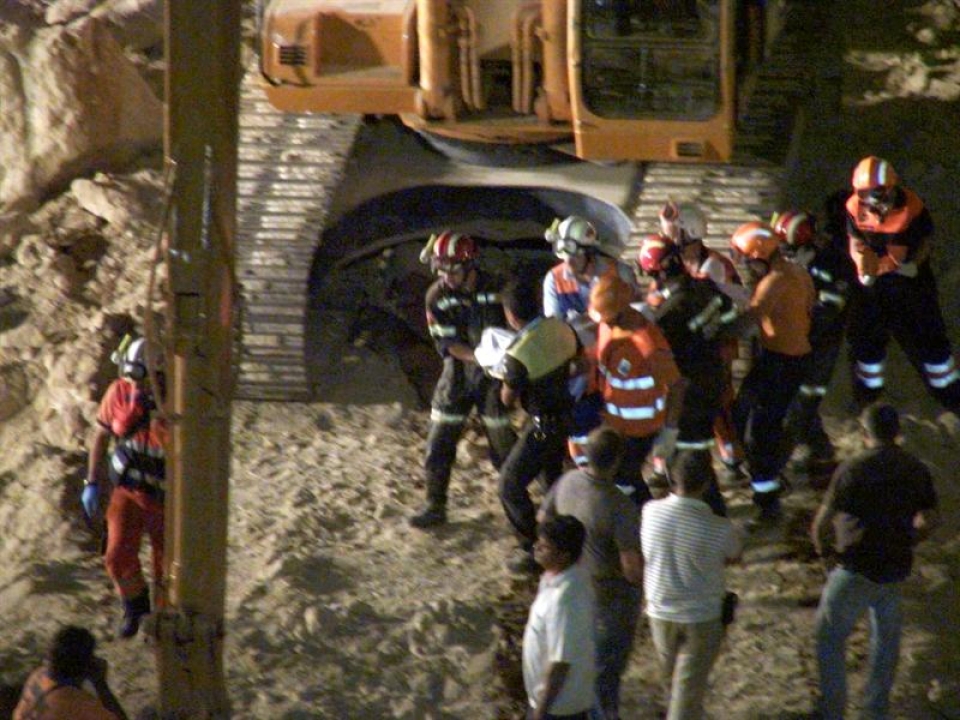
[0,18,162,210]
[92,0,164,51]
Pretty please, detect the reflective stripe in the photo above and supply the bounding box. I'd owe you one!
[481,415,513,428]
[751,477,781,493]
[429,324,457,338]
[615,484,636,497]
[799,384,828,397]
[476,292,501,304]
[436,296,463,312]
[859,377,884,388]
[430,409,466,424]
[856,359,885,388]
[605,397,665,420]
[818,290,846,308]
[718,308,739,324]
[687,296,724,332]
[857,360,884,373]
[925,357,960,388]
[811,267,834,283]
[601,367,656,391]
[676,438,714,450]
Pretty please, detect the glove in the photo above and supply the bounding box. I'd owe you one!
[81,483,100,520]
[896,261,918,278]
[652,426,679,463]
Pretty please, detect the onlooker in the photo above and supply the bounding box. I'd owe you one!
[14,625,127,720]
[84,335,167,639]
[540,426,643,720]
[641,449,743,720]
[810,403,939,720]
[500,274,581,573]
[522,515,597,720]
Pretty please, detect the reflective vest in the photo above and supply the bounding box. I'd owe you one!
[845,189,924,277]
[596,316,673,438]
[507,316,578,381]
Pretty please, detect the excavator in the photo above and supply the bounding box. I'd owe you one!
[258,0,783,163]
[154,1,786,716]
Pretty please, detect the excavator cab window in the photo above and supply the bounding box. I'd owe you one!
[581,0,722,121]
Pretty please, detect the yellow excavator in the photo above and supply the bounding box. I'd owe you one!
[258,0,782,163]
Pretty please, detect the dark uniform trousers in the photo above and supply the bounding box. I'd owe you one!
[847,263,960,413]
[425,358,516,506]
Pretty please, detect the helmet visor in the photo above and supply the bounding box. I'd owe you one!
[555,237,586,259]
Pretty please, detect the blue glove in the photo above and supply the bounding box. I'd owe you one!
[82,483,100,520]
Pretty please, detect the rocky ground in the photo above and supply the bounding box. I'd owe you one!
[1,1,960,719]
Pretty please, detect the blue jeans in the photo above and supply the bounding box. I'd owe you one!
[816,567,903,720]
[590,580,641,720]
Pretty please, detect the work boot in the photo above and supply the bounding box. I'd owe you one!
[118,589,151,639]
[409,503,446,529]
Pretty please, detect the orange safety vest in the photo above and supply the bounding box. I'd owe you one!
[845,189,924,277]
[595,313,677,438]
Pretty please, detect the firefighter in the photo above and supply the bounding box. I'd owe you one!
[498,274,581,574]
[772,209,856,480]
[637,234,749,515]
[409,231,517,529]
[730,221,815,526]
[541,214,636,468]
[844,156,960,413]
[83,335,167,639]
[588,273,687,506]
[658,201,749,483]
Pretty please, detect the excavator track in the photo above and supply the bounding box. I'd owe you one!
[235,0,825,402]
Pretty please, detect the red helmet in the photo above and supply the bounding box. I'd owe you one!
[772,210,817,248]
[851,156,898,192]
[730,221,779,261]
[637,234,682,275]
[423,231,478,271]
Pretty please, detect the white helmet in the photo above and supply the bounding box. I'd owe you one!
[545,215,600,259]
[659,201,707,245]
[111,335,160,381]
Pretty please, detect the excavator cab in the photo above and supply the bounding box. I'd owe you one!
[259,0,778,162]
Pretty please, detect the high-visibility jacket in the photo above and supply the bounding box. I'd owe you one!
[505,316,579,418]
[845,188,930,279]
[595,310,680,438]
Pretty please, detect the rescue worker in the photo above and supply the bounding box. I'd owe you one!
[541,214,637,469]
[410,231,517,529]
[658,201,749,483]
[589,273,687,506]
[730,222,815,526]
[772,209,856,479]
[844,156,960,413]
[637,234,749,515]
[83,335,167,639]
[499,273,581,574]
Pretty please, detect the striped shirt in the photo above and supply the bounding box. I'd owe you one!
[641,494,742,623]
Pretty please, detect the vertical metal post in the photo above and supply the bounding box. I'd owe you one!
[157,0,240,716]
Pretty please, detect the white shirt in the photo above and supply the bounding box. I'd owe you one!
[522,563,597,714]
[641,494,742,623]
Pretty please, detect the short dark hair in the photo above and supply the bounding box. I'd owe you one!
[47,625,96,681]
[861,402,900,443]
[585,425,623,478]
[501,274,542,323]
[538,515,586,563]
[669,449,713,494]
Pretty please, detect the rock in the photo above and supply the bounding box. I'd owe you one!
[1,18,162,209]
[0,364,30,421]
[45,0,99,25]
[91,0,163,51]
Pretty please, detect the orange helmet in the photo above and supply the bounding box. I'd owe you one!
[637,234,682,276]
[588,274,634,323]
[730,221,779,261]
[771,210,817,248]
[851,156,898,192]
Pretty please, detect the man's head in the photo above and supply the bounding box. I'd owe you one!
[585,425,624,479]
[659,201,706,248]
[534,515,587,571]
[730,221,780,283]
[636,234,685,282]
[501,274,541,330]
[545,215,600,276]
[588,273,633,325]
[47,625,96,682]
[852,156,900,217]
[423,230,479,291]
[669,449,713,496]
[860,402,901,445]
